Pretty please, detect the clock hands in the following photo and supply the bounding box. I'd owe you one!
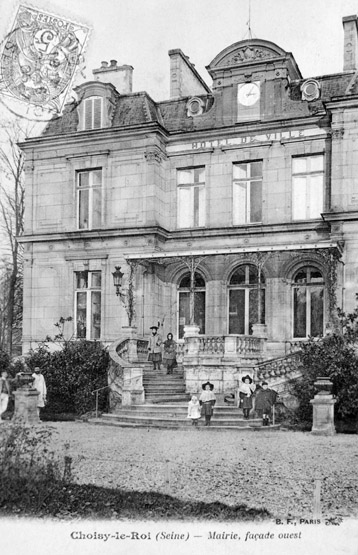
[246,86,257,97]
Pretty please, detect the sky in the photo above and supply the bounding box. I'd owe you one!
[0,0,357,102]
[0,0,357,261]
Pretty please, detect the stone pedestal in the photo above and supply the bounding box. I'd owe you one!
[122,366,145,406]
[183,325,200,357]
[122,326,138,362]
[13,388,40,424]
[252,323,268,338]
[310,377,336,436]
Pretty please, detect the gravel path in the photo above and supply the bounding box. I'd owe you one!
[48,422,358,519]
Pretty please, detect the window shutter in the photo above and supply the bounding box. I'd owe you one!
[84,99,93,130]
[93,98,102,128]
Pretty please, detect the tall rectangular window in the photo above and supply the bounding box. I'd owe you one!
[77,169,102,229]
[177,167,205,228]
[233,161,262,224]
[75,271,102,340]
[84,97,102,130]
[292,155,324,220]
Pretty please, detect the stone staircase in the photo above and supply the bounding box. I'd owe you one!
[143,366,188,403]
[88,403,279,430]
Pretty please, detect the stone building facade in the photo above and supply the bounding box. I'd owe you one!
[19,17,358,385]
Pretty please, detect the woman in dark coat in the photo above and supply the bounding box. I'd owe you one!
[163,333,177,374]
[199,381,216,426]
[237,375,256,419]
[255,381,278,426]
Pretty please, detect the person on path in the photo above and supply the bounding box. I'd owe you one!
[32,366,47,418]
[199,381,216,426]
[238,375,256,419]
[255,381,278,426]
[163,332,177,374]
[0,370,10,422]
[148,325,162,371]
[187,395,201,426]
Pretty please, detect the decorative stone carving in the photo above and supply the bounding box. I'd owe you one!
[301,79,320,101]
[145,148,165,163]
[331,128,344,140]
[226,47,276,65]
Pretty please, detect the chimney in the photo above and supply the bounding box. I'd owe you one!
[168,49,210,98]
[343,15,358,71]
[92,60,133,94]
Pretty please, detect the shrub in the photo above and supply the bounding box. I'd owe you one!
[290,307,358,422]
[0,350,10,372]
[25,340,109,415]
[0,421,63,511]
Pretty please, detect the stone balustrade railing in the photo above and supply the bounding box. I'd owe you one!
[108,334,150,410]
[185,334,265,361]
[255,351,303,391]
[199,335,225,355]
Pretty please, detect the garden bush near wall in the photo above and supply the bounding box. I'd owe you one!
[289,307,358,426]
[0,350,10,372]
[26,340,110,416]
[0,422,63,513]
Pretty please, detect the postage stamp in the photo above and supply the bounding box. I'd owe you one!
[0,4,90,120]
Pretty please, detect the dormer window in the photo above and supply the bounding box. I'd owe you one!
[75,82,117,132]
[84,96,103,130]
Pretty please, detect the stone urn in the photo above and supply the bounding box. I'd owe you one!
[314,376,333,395]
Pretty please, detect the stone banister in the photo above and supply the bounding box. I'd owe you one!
[254,351,303,393]
[108,335,150,409]
[185,333,265,361]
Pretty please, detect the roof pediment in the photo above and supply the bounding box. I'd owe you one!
[207,39,302,81]
[208,39,287,69]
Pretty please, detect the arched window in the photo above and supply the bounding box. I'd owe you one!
[293,266,324,338]
[228,264,265,335]
[178,272,206,338]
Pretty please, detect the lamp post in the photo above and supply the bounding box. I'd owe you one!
[112,266,124,298]
[112,264,135,328]
[112,264,137,360]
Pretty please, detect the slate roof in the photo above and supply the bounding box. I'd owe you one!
[41,71,358,138]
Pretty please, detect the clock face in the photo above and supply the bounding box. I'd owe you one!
[238,82,260,106]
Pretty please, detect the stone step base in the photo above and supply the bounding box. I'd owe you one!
[88,417,280,432]
[145,396,189,403]
[124,404,245,415]
[99,412,264,428]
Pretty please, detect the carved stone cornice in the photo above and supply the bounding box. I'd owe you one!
[144,147,166,163]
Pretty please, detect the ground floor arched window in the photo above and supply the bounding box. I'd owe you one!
[293,266,324,338]
[178,272,206,338]
[228,264,265,335]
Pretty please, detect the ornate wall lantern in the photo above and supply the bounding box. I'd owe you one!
[112,266,124,297]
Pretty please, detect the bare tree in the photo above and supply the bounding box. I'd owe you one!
[0,119,28,354]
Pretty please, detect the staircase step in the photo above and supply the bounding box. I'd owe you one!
[123,404,244,415]
[98,413,264,428]
[88,417,280,431]
[88,418,280,433]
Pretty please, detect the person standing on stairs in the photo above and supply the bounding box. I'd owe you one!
[187,395,201,426]
[255,381,278,426]
[199,381,216,426]
[163,332,177,374]
[238,375,256,419]
[148,325,163,371]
